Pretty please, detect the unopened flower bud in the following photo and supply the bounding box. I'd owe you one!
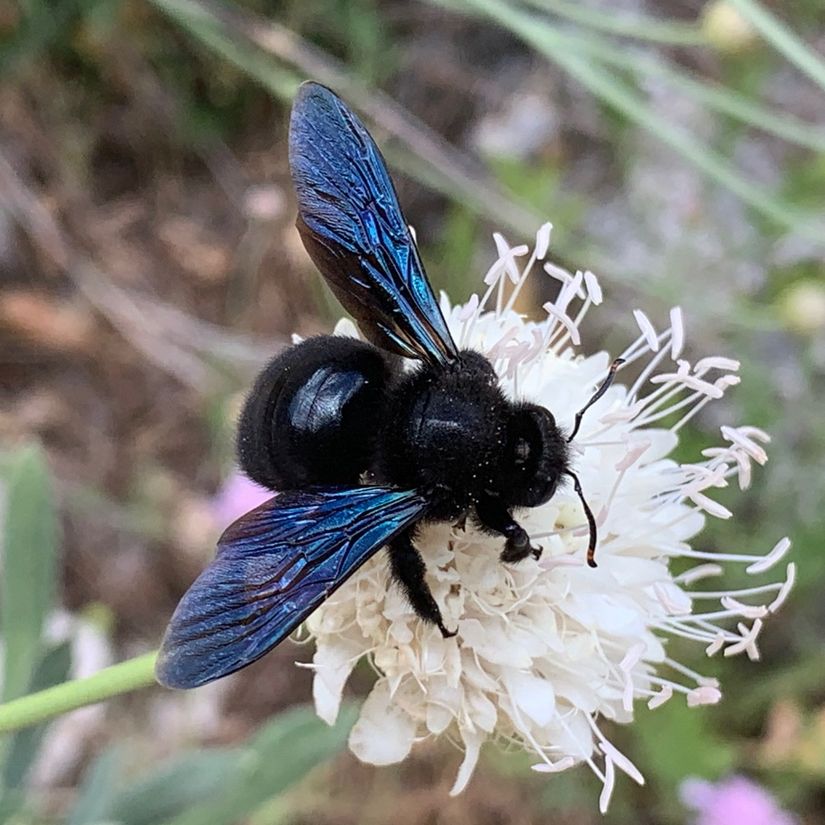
[701,0,759,54]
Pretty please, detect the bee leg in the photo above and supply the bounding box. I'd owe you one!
[475,496,542,562]
[388,531,457,638]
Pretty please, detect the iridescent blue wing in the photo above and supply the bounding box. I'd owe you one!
[156,485,427,689]
[289,82,458,367]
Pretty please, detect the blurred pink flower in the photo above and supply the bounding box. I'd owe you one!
[211,470,272,528]
[681,775,796,825]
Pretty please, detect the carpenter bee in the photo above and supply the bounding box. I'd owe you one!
[156,82,621,689]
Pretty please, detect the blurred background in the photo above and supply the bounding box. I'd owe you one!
[1,0,824,822]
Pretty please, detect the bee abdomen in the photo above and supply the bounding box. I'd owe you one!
[237,336,391,490]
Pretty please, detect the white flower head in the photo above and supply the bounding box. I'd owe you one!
[303,223,793,812]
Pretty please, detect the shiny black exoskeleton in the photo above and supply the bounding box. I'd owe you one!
[156,82,619,691]
[238,338,571,637]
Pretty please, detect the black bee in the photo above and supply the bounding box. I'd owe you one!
[156,82,620,689]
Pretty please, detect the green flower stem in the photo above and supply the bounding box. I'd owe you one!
[0,652,158,734]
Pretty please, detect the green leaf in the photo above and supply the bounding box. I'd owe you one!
[2,642,72,790]
[109,750,243,825]
[1,444,59,703]
[68,746,122,825]
[161,705,357,825]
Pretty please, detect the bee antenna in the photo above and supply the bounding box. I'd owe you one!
[566,357,625,443]
[564,469,598,568]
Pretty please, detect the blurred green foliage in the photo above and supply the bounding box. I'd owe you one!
[1,446,58,704]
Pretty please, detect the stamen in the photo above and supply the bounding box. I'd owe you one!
[648,685,673,709]
[493,233,527,285]
[674,564,723,584]
[666,549,772,564]
[543,302,581,347]
[746,537,791,574]
[545,272,585,350]
[457,293,479,322]
[656,622,735,647]
[629,367,686,415]
[650,366,726,399]
[687,605,767,622]
[628,346,673,402]
[688,581,784,600]
[692,617,750,641]
[672,393,722,432]
[723,620,763,659]
[493,235,529,315]
[543,261,587,298]
[634,389,709,428]
[769,564,796,612]
[662,657,719,687]
[535,221,553,259]
[618,324,675,367]
[503,239,544,314]
[687,686,722,706]
[633,309,659,351]
[583,270,602,304]
[552,294,593,352]
[670,308,685,358]
[720,425,769,464]
[645,674,697,695]
[594,732,645,786]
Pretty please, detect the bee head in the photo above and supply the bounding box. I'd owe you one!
[498,403,569,508]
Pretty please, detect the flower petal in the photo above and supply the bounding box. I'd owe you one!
[311,637,362,725]
[449,728,484,796]
[349,680,418,766]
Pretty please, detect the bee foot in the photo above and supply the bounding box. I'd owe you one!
[500,530,537,563]
[439,622,458,639]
